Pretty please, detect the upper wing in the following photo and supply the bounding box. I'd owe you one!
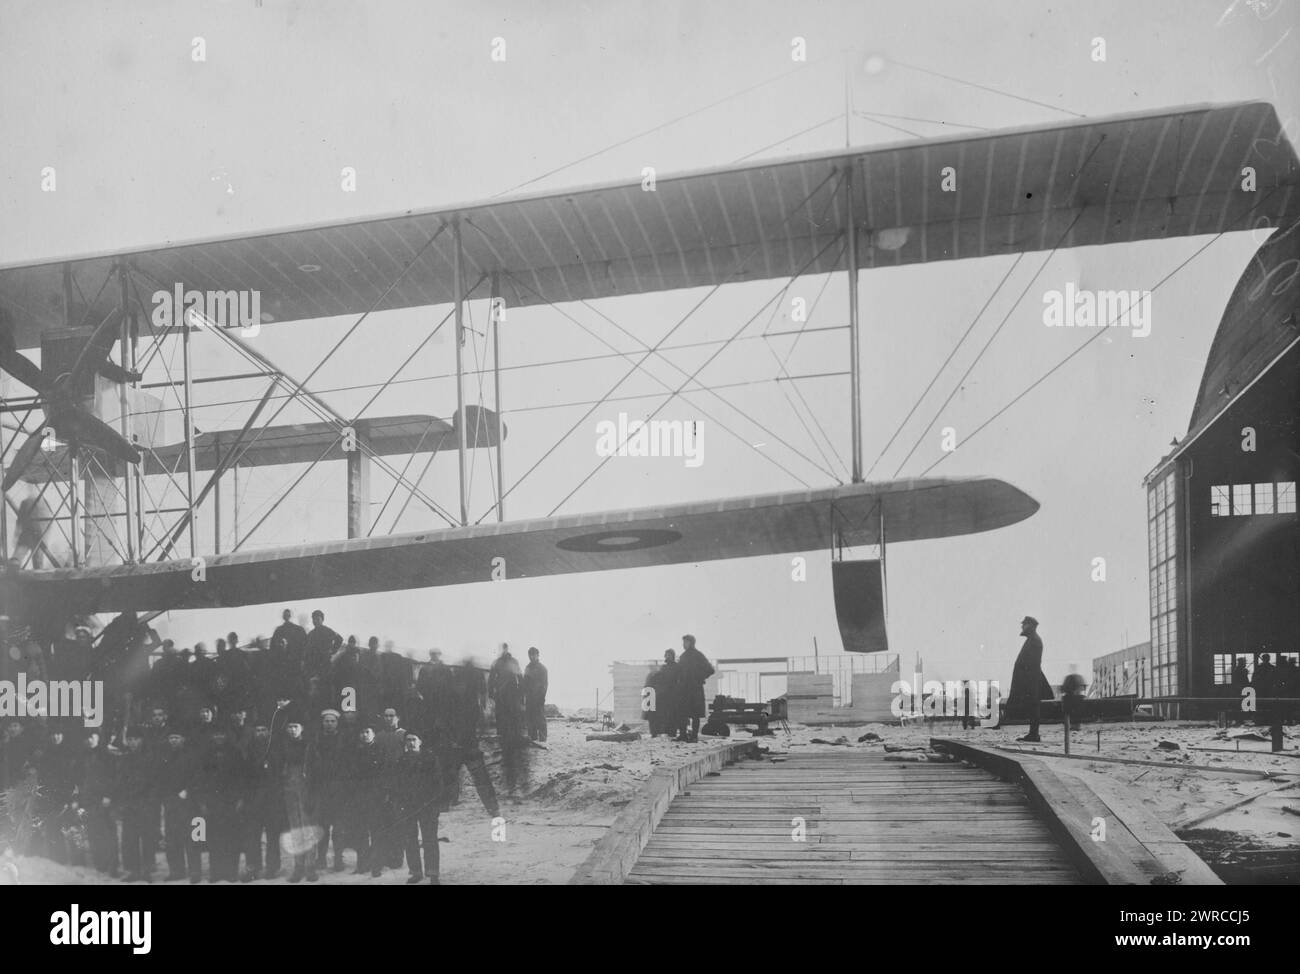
[2,102,1296,349]
[14,477,1037,614]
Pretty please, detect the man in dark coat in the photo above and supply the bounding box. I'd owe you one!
[272,609,307,660]
[676,635,715,743]
[76,729,119,875]
[35,726,77,863]
[116,725,156,882]
[0,718,33,790]
[415,650,455,745]
[241,719,282,881]
[1253,653,1276,731]
[310,709,348,871]
[523,648,549,742]
[441,663,501,818]
[1230,657,1250,724]
[155,729,202,882]
[376,705,407,868]
[391,731,444,884]
[651,650,683,739]
[194,726,245,882]
[1003,616,1051,742]
[271,714,318,882]
[489,644,525,744]
[344,720,386,877]
[304,611,343,685]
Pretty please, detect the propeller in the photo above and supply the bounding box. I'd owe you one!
[0,307,142,491]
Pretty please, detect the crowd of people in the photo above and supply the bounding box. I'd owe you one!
[0,608,552,884]
[641,635,715,742]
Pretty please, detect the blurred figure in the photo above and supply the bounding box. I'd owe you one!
[489,644,524,744]
[442,662,500,819]
[273,712,317,882]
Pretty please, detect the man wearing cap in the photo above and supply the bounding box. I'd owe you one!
[391,730,444,884]
[676,635,715,743]
[1002,616,1051,743]
[311,709,348,871]
[376,706,407,868]
[344,719,386,877]
[524,648,549,743]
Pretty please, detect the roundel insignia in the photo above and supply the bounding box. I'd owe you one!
[556,529,683,552]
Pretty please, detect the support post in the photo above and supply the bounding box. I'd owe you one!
[63,262,82,567]
[213,433,221,553]
[118,265,136,562]
[845,163,863,483]
[129,311,145,558]
[490,271,504,523]
[346,422,371,538]
[453,217,468,526]
[0,418,7,562]
[181,304,197,557]
[69,447,82,567]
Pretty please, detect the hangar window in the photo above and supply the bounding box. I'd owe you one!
[1210,485,1230,516]
[1254,483,1274,514]
[1278,482,1296,514]
[1233,484,1252,516]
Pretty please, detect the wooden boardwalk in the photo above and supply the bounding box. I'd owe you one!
[626,750,1084,885]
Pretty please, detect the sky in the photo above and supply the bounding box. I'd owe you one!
[2,0,1297,708]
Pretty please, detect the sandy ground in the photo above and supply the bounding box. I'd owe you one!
[5,716,1297,884]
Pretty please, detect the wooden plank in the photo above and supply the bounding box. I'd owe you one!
[627,749,1082,884]
[638,847,1065,861]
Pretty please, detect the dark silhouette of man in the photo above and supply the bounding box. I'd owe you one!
[1003,616,1050,743]
[676,635,715,743]
[523,647,549,742]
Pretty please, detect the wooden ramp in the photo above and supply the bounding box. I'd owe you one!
[626,751,1084,885]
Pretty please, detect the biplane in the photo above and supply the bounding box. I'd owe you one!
[0,100,1296,651]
